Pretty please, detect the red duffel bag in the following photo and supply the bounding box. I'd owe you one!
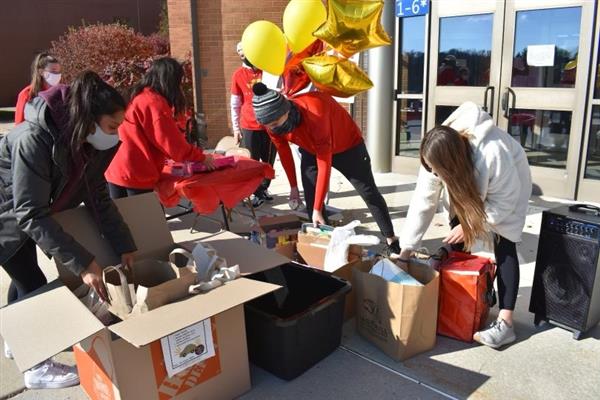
[437,251,497,342]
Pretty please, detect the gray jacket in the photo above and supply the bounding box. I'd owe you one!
[0,86,136,275]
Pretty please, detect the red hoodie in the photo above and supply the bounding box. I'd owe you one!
[15,83,49,124]
[268,92,363,212]
[105,88,206,189]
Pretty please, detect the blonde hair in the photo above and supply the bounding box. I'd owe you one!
[420,125,489,250]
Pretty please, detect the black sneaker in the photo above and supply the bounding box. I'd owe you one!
[251,195,265,208]
[382,239,401,258]
[263,191,274,202]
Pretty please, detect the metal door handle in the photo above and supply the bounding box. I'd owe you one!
[483,86,495,117]
[502,87,516,119]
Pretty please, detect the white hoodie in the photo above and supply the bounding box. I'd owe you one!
[400,102,532,250]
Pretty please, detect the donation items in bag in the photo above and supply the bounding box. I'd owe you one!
[437,251,497,342]
[102,245,240,320]
[353,257,439,361]
[324,220,379,272]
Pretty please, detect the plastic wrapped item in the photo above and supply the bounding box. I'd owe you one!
[73,284,114,326]
[323,220,380,272]
[369,258,423,286]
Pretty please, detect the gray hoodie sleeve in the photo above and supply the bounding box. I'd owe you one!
[83,171,137,257]
[11,131,94,275]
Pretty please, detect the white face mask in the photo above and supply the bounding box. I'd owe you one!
[86,124,120,150]
[43,71,62,87]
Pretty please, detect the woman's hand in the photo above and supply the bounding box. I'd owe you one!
[312,209,326,226]
[203,154,216,170]
[289,186,301,210]
[81,260,109,303]
[233,132,242,145]
[121,252,135,272]
[396,249,413,270]
[443,224,465,245]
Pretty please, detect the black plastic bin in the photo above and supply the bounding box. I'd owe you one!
[244,262,352,380]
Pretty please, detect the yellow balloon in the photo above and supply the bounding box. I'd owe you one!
[242,21,287,75]
[283,0,327,54]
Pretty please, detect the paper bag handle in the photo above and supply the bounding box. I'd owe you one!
[168,248,194,268]
[102,265,133,306]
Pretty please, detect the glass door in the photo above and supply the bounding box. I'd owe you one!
[426,0,506,130]
[578,5,600,202]
[497,0,595,198]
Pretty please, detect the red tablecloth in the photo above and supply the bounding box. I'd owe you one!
[156,157,275,214]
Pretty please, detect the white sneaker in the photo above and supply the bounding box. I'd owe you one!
[24,360,80,389]
[473,319,516,349]
[4,341,13,359]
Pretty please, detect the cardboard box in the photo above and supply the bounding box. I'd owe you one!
[352,259,440,362]
[296,232,362,270]
[0,193,282,400]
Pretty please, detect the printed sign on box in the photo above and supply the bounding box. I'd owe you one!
[160,318,216,378]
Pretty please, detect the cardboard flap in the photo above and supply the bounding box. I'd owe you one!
[0,281,105,372]
[108,278,279,347]
[53,193,173,268]
[180,231,290,274]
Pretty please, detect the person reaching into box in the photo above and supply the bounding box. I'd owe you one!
[105,57,215,198]
[251,82,400,256]
[397,102,532,349]
[0,71,137,389]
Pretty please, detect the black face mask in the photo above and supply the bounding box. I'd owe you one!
[271,103,301,135]
[243,57,256,69]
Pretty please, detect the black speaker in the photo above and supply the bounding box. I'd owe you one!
[529,204,600,339]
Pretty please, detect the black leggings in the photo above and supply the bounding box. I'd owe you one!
[2,239,47,304]
[241,129,277,196]
[299,142,395,238]
[108,183,153,199]
[450,217,519,310]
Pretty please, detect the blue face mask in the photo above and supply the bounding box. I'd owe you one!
[270,104,301,135]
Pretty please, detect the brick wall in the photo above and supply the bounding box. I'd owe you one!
[168,0,289,147]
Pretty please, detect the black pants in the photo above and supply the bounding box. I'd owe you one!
[300,142,395,238]
[450,217,519,310]
[2,239,47,304]
[241,129,276,196]
[108,183,153,199]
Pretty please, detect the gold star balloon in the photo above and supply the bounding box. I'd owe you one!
[302,55,373,98]
[313,0,392,58]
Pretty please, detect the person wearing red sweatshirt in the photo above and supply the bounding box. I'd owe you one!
[251,83,400,255]
[106,57,214,198]
[15,53,61,124]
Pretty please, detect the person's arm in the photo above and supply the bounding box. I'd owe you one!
[146,107,206,162]
[270,134,298,188]
[230,94,242,143]
[83,170,137,258]
[313,151,332,212]
[399,166,444,252]
[11,131,95,276]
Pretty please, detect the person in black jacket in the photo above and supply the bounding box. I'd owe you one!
[0,71,137,389]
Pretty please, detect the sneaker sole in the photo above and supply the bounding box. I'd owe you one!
[25,378,80,389]
[473,333,516,349]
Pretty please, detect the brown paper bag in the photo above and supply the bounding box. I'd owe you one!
[353,258,439,361]
[103,249,198,320]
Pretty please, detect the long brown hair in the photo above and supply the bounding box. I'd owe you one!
[420,125,488,250]
[28,53,60,100]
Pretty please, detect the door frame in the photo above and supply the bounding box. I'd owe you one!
[577,1,600,202]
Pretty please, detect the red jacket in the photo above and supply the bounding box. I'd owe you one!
[15,84,50,124]
[105,88,206,189]
[269,92,363,211]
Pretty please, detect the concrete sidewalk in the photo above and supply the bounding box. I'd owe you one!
[1,155,599,400]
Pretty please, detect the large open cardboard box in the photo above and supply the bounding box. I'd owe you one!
[0,193,283,400]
